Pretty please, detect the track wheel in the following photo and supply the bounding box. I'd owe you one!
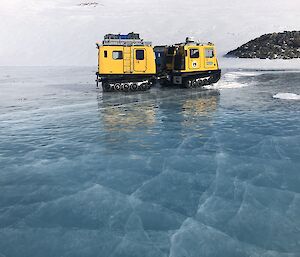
[131,83,138,91]
[203,79,209,85]
[184,80,192,88]
[114,83,121,91]
[141,83,148,91]
[198,80,204,87]
[124,83,130,91]
[192,80,197,88]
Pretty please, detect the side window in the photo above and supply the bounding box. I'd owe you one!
[104,51,108,58]
[112,51,123,60]
[205,48,214,58]
[136,50,144,60]
[190,49,199,58]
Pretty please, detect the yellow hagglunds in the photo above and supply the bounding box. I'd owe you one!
[96,33,221,92]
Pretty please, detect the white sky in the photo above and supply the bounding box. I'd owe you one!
[0,0,299,66]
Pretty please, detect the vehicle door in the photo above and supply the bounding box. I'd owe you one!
[133,48,147,72]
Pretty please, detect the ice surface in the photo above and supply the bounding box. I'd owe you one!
[0,67,300,257]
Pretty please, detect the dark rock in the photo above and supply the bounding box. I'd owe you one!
[226,31,300,59]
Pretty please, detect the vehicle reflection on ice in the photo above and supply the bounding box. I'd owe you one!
[97,89,220,151]
[97,91,157,131]
[181,92,219,129]
[100,102,156,133]
[97,92,158,151]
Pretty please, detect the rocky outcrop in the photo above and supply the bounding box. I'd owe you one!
[226,31,300,59]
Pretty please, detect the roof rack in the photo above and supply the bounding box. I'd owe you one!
[100,33,152,46]
[102,39,152,46]
[104,32,140,40]
[171,41,213,47]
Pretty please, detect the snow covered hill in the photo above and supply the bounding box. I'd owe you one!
[0,0,300,66]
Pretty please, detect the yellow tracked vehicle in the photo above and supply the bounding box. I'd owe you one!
[96,33,156,92]
[96,34,221,92]
[155,37,221,88]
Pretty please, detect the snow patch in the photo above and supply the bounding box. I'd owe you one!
[224,71,261,79]
[273,93,300,100]
[220,57,300,70]
[204,71,251,90]
[204,82,247,90]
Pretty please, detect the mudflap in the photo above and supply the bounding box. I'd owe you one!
[210,70,221,83]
